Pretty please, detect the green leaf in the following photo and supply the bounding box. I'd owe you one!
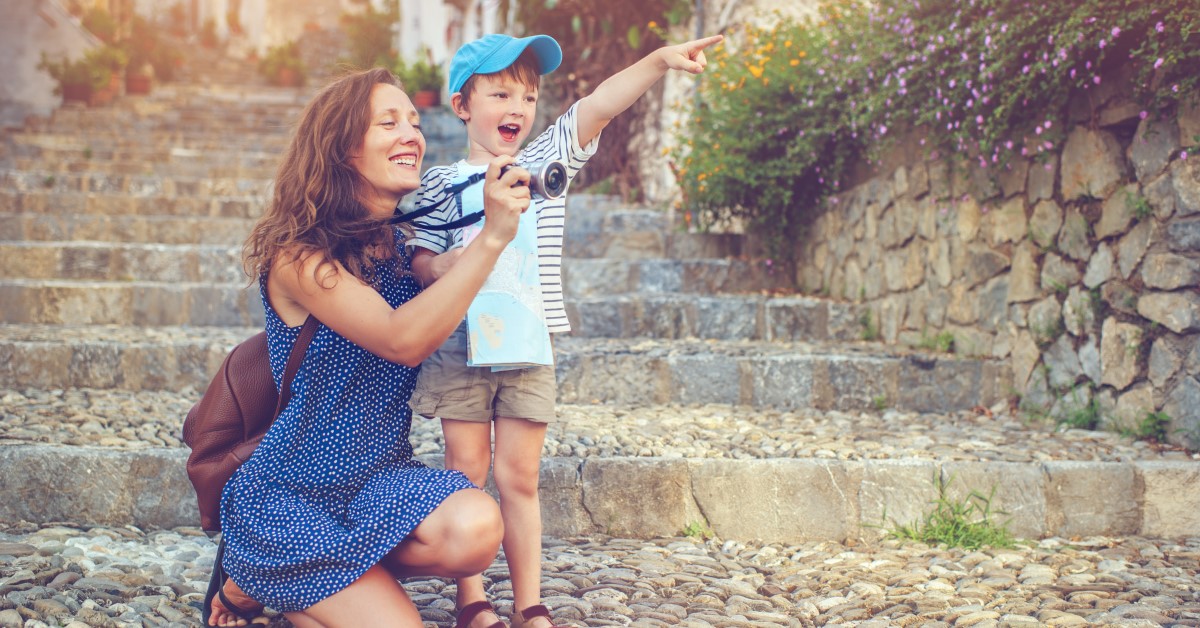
[571,14,582,34]
[544,0,557,8]
[627,25,641,50]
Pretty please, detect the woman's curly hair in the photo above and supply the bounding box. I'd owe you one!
[243,67,408,288]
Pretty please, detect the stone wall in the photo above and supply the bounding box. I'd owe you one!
[795,88,1200,449]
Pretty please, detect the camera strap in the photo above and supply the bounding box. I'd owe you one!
[389,172,487,232]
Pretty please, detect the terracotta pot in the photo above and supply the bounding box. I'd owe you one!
[276,67,302,87]
[126,73,152,95]
[87,74,120,106]
[61,83,92,104]
[412,90,439,108]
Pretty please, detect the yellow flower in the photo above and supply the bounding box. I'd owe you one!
[785,40,792,48]
[648,21,658,28]
[799,50,807,58]
[697,173,708,181]
[748,65,764,78]
[790,59,800,66]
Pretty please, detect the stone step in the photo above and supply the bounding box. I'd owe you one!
[0,281,260,326]
[0,190,266,219]
[0,242,244,283]
[1,391,1196,539]
[0,325,1010,414]
[0,212,255,244]
[1,168,272,197]
[562,258,792,296]
[566,294,863,342]
[5,132,292,154]
[5,142,281,166]
[7,156,278,180]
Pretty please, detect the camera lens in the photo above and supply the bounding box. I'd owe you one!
[542,161,567,199]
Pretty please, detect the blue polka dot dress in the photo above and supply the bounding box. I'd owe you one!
[218,239,476,612]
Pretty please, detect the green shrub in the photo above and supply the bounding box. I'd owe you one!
[259,41,306,86]
[674,0,1200,262]
[38,48,115,95]
[394,55,444,93]
[340,2,398,70]
[81,5,118,43]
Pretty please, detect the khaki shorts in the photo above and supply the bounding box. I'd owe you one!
[410,324,557,423]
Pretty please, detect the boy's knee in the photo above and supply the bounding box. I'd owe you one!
[492,455,541,498]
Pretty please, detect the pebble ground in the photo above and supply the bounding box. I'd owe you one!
[2,388,1198,627]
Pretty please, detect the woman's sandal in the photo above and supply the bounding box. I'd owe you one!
[455,600,506,628]
[510,604,566,628]
[202,539,264,626]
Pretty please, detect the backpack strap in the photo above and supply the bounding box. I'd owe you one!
[274,315,319,417]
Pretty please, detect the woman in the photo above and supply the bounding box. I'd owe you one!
[205,67,532,627]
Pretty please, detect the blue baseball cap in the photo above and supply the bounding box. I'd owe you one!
[448,33,562,95]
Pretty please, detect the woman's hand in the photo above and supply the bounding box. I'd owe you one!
[477,156,531,250]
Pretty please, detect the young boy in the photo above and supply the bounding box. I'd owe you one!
[405,31,722,628]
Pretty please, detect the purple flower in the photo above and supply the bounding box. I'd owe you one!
[1111,26,1120,37]
[1183,151,1189,160]
[1140,111,1149,120]
[1156,21,1165,33]
[1099,39,1107,49]
[1093,76,1102,85]
[1154,58,1164,69]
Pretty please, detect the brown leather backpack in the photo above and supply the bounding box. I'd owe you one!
[182,316,318,532]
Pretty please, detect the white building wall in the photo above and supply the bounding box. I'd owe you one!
[0,0,102,127]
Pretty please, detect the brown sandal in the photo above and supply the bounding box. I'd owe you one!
[510,604,565,628]
[456,600,505,628]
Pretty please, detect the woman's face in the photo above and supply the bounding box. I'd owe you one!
[350,83,425,218]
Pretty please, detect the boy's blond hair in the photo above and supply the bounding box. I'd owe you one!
[457,50,543,108]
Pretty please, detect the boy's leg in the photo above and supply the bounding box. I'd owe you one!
[492,416,550,622]
[441,418,503,627]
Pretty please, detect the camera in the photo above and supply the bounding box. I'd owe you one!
[500,159,569,200]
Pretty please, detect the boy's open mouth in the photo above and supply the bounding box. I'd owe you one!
[499,124,520,142]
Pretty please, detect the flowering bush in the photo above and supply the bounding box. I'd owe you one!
[673,0,1200,259]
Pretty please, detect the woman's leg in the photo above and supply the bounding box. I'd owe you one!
[381,486,501,578]
[283,564,422,628]
[492,417,550,626]
[207,576,260,627]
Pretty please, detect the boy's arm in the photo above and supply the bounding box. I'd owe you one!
[575,34,723,147]
[410,246,464,287]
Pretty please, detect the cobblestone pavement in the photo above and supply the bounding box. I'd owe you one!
[0,523,1198,627]
[2,388,1197,464]
[3,388,1200,626]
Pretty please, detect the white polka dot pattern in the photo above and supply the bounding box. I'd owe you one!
[218,235,475,611]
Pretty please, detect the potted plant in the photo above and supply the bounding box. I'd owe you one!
[38,48,114,105]
[395,55,444,107]
[258,41,306,87]
[89,44,128,104]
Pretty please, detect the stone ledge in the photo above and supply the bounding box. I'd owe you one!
[2,445,1194,542]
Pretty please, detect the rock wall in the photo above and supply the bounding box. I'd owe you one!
[795,89,1200,449]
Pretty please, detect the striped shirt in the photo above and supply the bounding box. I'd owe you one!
[407,102,600,333]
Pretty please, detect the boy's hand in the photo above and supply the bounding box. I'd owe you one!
[659,34,724,74]
[478,156,531,249]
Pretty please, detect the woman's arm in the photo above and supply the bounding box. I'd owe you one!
[270,157,530,366]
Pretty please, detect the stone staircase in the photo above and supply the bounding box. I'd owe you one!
[4,77,1197,545]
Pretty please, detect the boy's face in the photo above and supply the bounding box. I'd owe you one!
[454,73,538,164]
